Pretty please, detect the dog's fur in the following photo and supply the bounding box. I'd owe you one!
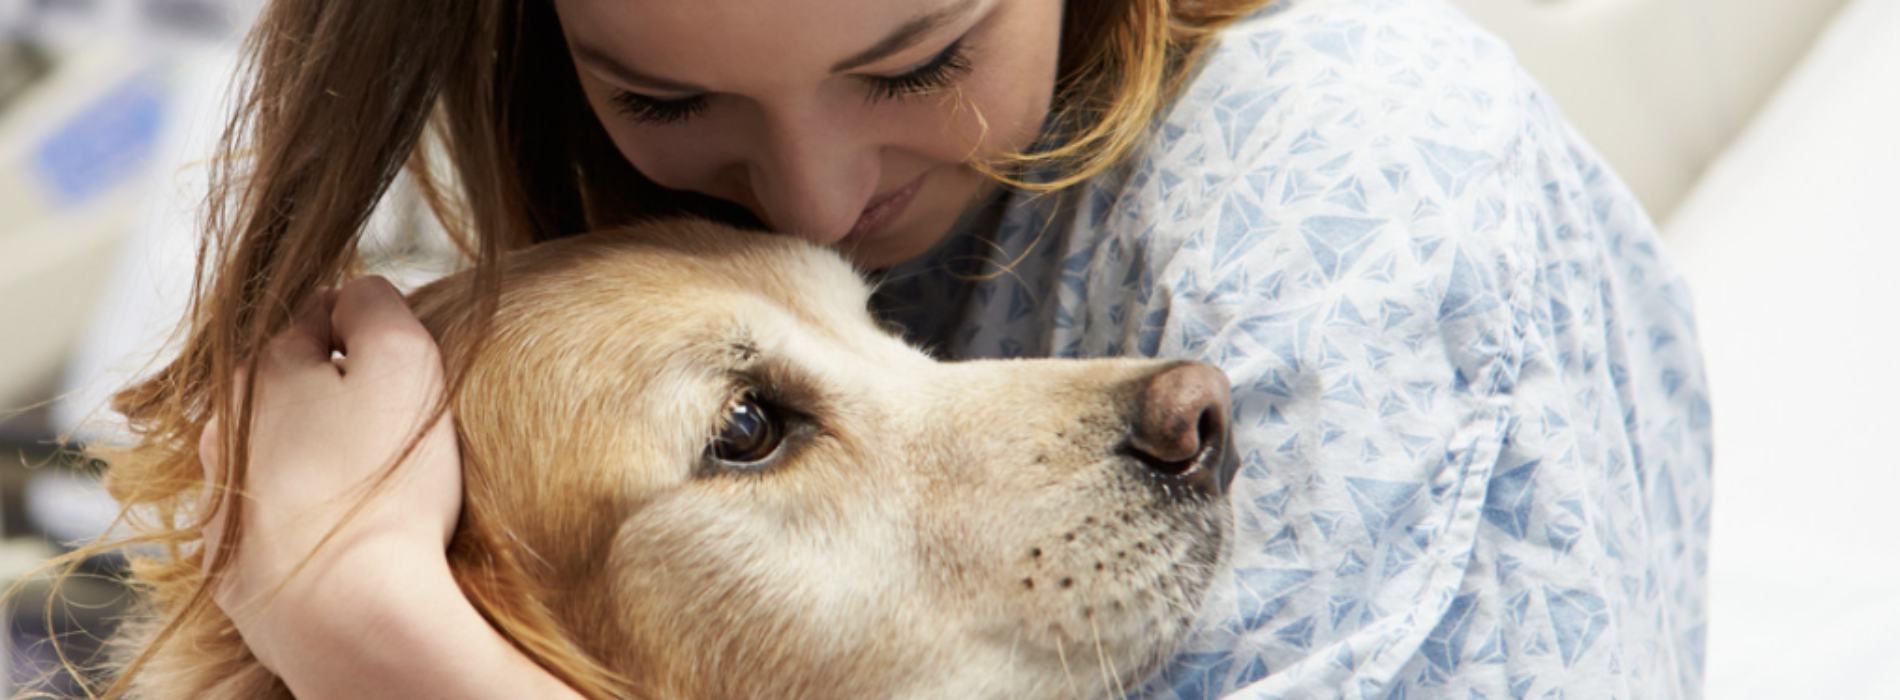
[110,221,1234,699]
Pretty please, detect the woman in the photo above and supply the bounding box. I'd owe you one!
[104,0,1711,698]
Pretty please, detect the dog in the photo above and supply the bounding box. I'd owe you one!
[108,220,1237,699]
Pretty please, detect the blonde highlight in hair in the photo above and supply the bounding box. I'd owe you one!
[989,0,1276,191]
[65,0,1277,697]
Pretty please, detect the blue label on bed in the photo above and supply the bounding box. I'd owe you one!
[32,75,167,207]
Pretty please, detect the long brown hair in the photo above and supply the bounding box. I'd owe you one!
[84,0,1277,696]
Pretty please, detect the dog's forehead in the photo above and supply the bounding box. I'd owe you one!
[581,222,871,313]
[478,221,912,380]
[411,219,930,450]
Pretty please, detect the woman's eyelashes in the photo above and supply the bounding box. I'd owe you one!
[611,91,710,126]
[608,38,974,126]
[863,37,973,104]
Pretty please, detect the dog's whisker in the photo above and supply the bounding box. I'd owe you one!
[985,625,1028,695]
[1054,635,1082,699]
[1088,608,1129,700]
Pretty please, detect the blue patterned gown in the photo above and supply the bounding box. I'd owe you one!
[873,0,1711,698]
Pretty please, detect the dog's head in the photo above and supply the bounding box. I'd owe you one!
[410,220,1235,700]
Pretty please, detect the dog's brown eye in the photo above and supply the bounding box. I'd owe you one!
[710,398,783,466]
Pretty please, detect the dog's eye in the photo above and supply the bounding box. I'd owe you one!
[710,397,784,466]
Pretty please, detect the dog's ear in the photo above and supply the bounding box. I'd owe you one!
[447,508,630,698]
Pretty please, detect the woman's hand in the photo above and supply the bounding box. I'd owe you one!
[199,276,459,665]
[198,277,580,700]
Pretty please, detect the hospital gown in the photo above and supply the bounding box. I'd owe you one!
[872,0,1712,697]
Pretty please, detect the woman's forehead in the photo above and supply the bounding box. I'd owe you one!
[551,0,989,77]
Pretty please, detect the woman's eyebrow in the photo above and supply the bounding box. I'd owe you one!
[830,0,980,73]
[572,42,709,94]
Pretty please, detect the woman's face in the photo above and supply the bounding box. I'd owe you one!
[552,0,1065,268]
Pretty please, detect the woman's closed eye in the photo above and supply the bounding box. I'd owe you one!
[863,36,973,104]
[611,91,711,126]
[609,37,975,126]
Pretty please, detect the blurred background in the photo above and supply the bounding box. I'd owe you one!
[1,0,1895,696]
[3,1,261,694]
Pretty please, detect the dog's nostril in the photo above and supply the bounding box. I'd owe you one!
[1128,361,1234,496]
[1129,409,1219,476]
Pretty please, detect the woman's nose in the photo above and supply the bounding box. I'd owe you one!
[746,108,872,246]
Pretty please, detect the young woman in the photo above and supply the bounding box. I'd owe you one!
[105,0,1711,698]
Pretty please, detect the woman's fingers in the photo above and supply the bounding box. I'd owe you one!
[328,276,438,378]
[261,286,341,377]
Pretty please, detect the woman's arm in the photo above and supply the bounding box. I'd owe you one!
[201,276,582,700]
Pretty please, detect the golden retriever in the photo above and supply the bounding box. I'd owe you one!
[108,220,1236,700]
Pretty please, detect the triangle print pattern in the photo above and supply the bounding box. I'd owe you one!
[872,0,1710,697]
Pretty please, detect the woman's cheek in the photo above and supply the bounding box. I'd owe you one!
[604,121,728,193]
[959,36,1060,157]
[960,75,1054,160]
[609,130,691,188]
[570,86,706,191]
[898,66,1051,167]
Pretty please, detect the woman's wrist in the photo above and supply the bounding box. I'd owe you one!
[227,531,448,673]
[238,535,582,700]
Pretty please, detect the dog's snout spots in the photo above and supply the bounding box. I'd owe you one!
[1004,418,1231,669]
[1128,361,1237,497]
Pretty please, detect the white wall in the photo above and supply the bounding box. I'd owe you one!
[1446,0,1850,222]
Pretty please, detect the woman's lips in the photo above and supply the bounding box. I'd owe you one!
[844,173,926,245]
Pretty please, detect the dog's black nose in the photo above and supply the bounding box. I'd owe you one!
[1128,361,1236,497]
